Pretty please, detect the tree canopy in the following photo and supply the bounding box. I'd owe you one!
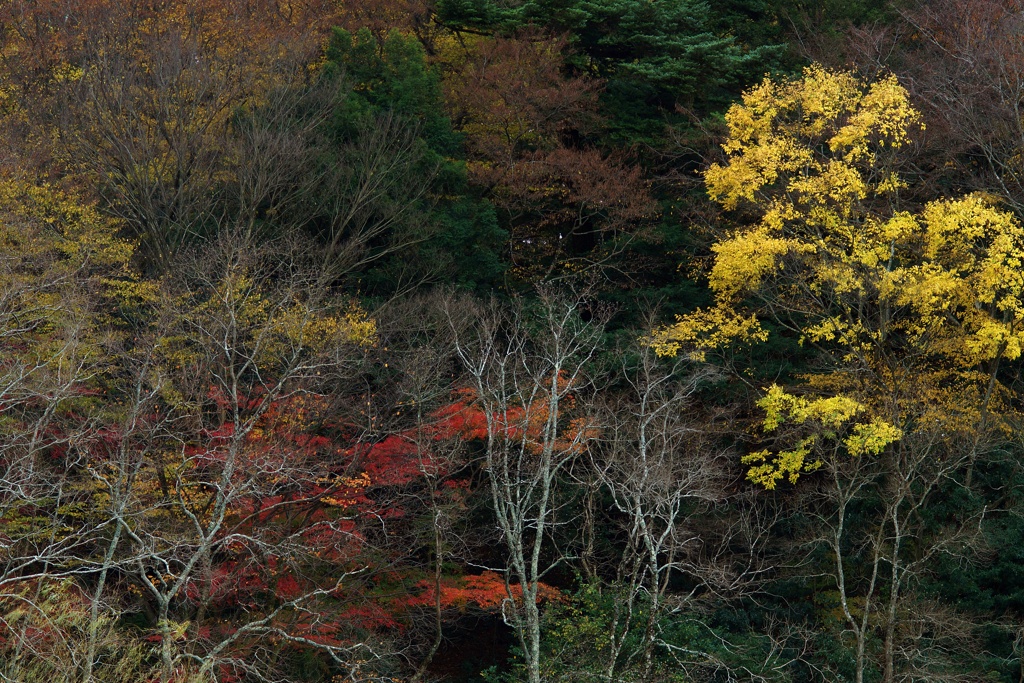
[2,1,1024,682]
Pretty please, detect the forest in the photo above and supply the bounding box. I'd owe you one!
[1,0,1024,681]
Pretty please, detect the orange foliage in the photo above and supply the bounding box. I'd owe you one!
[407,571,562,612]
[436,375,598,456]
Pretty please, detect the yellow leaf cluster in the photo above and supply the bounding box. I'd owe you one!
[759,384,864,431]
[162,265,378,375]
[647,305,767,360]
[699,66,922,304]
[652,65,1024,487]
[706,66,917,213]
[743,385,902,489]
[0,178,134,272]
[0,177,138,370]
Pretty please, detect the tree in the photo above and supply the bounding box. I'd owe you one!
[322,27,506,291]
[450,289,605,683]
[0,178,141,682]
[63,232,398,682]
[444,31,656,284]
[438,0,783,143]
[651,65,1024,682]
[587,346,742,681]
[0,0,337,268]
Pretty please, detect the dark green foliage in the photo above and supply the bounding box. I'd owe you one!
[326,28,460,154]
[320,28,506,292]
[512,583,799,682]
[438,0,785,147]
[772,0,897,29]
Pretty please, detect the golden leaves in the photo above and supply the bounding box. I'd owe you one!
[759,384,864,431]
[743,385,902,489]
[844,419,904,457]
[708,229,809,300]
[647,305,767,360]
[706,65,919,215]
[652,64,1024,488]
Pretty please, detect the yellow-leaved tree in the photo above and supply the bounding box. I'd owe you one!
[651,65,1024,683]
[0,177,150,683]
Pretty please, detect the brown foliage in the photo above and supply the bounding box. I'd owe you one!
[446,33,599,163]
[446,32,657,282]
[335,0,442,52]
[0,0,339,211]
[497,147,656,281]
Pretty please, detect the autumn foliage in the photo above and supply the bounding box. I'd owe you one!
[4,1,1024,683]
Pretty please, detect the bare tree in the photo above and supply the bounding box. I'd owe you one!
[96,234,396,682]
[588,347,734,681]
[450,288,606,683]
[0,181,141,681]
